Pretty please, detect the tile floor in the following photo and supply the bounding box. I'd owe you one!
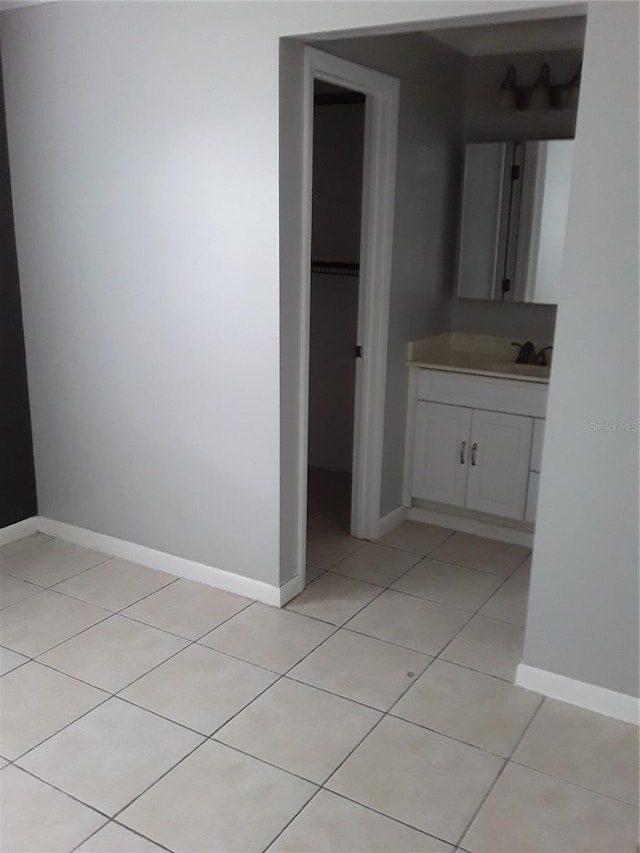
[0,513,638,852]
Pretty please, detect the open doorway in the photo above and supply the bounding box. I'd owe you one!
[306,80,365,546]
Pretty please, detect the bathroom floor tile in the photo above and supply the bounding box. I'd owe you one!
[305,564,326,583]
[375,521,454,556]
[0,538,109,587]
[392,659,541,757]
[53,558,176,612]
[513,698,639,804]
[345,589,471,655]
[0,765,106,853]
[289,628,430,710]
[0,532,53,561]
[441,614,525,681]
[199,603,334,673]
[215,678,381,783]
[120,643,277,734]
[0,645,29,676]
[330,543,419,587]
[76,822,165,852]
[0,572,41,609]
[0,661,107,760]
[122,578,251,639]
[17,697,203,815]
[38,614,188,692]
[462,763,639,853]
[392,558,503,612]
[286,572,381,625]
[119,740,316,852]
[478,577,530,626]
[306,527,365,570]
[0,590,109,657]
[510,554,531,584]
[270,789,454,852]
[429,533,529,577]
[327,715,503,843]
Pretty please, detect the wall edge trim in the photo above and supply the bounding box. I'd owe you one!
[516,662,639,724]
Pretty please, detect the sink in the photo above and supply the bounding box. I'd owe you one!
[481,360,551,379]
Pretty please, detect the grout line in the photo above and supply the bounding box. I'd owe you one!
[8,762,113,820]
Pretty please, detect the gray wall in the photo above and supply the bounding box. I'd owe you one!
[523,2,639,698]
[313,32,467,517]
[308,102,362,473]
[0,54,36,527]
[450,47,584,344]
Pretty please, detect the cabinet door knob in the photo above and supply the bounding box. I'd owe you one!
[471,442,478,466]
[460,441,467,464]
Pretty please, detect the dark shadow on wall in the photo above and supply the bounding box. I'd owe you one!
[0,54,37,526]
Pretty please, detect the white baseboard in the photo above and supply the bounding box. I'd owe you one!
[279,573,304,606]
[516,663,639,725]
[0,516,39,546]
[408,506,533,548]
[377,505,408,537]
[34,516,285,607]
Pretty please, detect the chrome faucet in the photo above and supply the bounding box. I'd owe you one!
[511,342,553,366]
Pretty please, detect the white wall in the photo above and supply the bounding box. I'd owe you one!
[522,1,639,699]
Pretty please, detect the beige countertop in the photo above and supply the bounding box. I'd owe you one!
[408,333,551,384]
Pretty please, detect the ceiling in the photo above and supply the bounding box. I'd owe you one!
[426,15,586,57]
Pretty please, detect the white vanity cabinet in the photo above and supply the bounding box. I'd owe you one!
[406,369,548,525]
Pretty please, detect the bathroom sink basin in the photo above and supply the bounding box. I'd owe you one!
[482,361,551,379]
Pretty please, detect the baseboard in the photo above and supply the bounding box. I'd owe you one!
[377,505,408,537]
[516,663,639,725]
[0,515,39,546]
[36,516,284,607]
[408,506,533,548]
[279,573,304,607]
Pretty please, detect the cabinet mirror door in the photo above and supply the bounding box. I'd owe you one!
[455,140,574,305]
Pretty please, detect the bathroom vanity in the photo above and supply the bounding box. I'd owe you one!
[403,334,549,544]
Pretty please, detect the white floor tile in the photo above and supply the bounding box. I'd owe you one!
[0,532,53,561]
[441,614,525,681]
[306,528,364,570]
[462,763,639,853]
[76,822,165,852]
[0,591,109,657]
[429,533,529,577]
[0,645,29,676]
[53,559,176,612]
[392,659,541,757]
[17,697,203,815]
[38,614,188,692]
[119,740,316,852]
[327,716,503,843]
[120,643,277,734]
[0,661,107,760]
[346,590,471,655]
[0,765,105,852]
[122,577,251,639]
[215,678,381,783]
[376,521,453,556]
[271,790,454,852]
[289,628,430,710]
[199,603,334,673]
[478,577,529,626]
[286,572,381,626]
[513,698,639,804]
[392,559,502,612]
[0,572,41,609]
[0,538,109,587]
[330,543,419,587]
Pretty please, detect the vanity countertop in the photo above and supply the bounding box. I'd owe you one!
[408,333,551,384]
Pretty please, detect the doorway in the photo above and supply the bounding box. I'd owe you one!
[306,80,365,547]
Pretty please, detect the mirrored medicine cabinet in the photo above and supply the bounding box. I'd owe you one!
[455,139,575,305]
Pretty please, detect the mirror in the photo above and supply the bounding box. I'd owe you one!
[455,139,574,304]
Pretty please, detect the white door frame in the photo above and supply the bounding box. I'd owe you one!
[302,48,399,543]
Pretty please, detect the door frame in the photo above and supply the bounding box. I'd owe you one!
[299,48,399,559]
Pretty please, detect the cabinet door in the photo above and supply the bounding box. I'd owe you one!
[412,402,472,507]
[466,410,533,520]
